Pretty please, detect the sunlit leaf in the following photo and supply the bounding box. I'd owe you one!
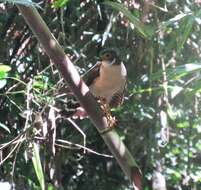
[33,81,45,89]
[168,64,201,80]
[172,147,181,154]
[48,184,56,190]
[169,85,184,98]
[33,75,49,90]
[173,171,182,179]
[0,65,10,88]
[0,79,7,89]
[0,72,7,79]
[167,105,177,120]
[176,121,189,128]
[0,65,11,73]
[166,168,182,181]
[52,0,70,8]
[152,63,201,81]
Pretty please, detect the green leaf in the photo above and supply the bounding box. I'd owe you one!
[168,64,201,80]
[0,122,11,133]
[177,15,194,54]
[48,184,56,190]
[167,105,178,120]
[159,12,191,30]
[152,63,201,81]
[52,0,70,8]
[32,142,45,190]
[0,65,11,79]
[166,168,182,181]
[176,121,189,128]
[172,147,181,154]
[33,75,49,90]
[0,65,11,73]
[159,13,194,54]
[103,1,153,38]
[33,81,45,89]
[0,79,7,89]
[169,85,184,98]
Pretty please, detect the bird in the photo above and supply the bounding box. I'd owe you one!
[83,48,127,108]
[60,49,127,129]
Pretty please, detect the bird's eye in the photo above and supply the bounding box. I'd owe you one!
[104,53,111,58]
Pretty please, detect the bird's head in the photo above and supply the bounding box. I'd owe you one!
[99,49,120,66]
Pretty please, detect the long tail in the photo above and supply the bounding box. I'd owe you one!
[59,99,80,118]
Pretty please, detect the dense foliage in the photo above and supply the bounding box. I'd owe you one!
[0,0,201,189]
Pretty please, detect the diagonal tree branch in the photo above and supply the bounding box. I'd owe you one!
[17,5,142,190]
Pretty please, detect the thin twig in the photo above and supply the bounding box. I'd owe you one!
[54,143,80,150]
[24,79,33,130]
[0,130,27,150]
[60,8,66,47]
[11,140,23,184]
[56,139,113,158]
[66,118,86,154]
[0,139,21,166]
[6,95,23,112]
[34,136,112,158]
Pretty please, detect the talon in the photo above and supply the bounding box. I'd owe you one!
[98,98,117,134]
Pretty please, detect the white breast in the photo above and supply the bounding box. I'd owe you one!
[89,62,127,103]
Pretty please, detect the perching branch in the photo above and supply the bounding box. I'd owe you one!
[17,5,142,190]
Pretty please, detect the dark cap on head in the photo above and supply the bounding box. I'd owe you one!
[99,48,121,65]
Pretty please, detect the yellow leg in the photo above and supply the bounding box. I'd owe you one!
[98,98,117,134]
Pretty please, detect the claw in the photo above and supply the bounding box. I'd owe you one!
[98,98,117,134]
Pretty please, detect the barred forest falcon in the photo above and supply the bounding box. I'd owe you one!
[65,49,127,120]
